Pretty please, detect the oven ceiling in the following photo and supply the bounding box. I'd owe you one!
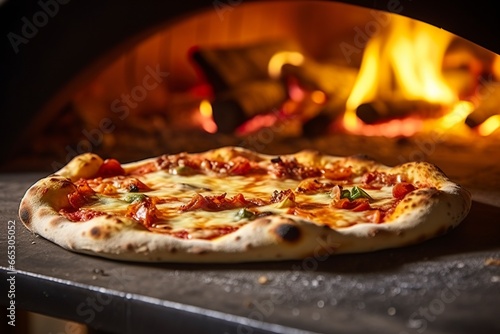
[1,0,499,162]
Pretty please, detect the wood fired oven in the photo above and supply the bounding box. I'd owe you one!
[1,2,500,334]
[2,0,500,203]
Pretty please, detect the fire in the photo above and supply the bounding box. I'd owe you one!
[343,15,457,136]
[478,115,500,136]
[268,51,305,79]
[197,100,218,133]
[437,100,474,130]
[196,13,500,138]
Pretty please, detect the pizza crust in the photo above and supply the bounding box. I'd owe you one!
[18,147,472,263]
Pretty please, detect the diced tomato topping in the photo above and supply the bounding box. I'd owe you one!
[367,210,383,224]
[60,208,106,222]
[68,180,96,209]
[122,178,151,192]
[127,197,159,227]
[180,193,265,212]
[270,189,295,203]
[352,200,372,212]
[392,182,416,199]
[333,198,372,211]
[67,191,87,209]
[74,179,96,196]
[322,166,353,180]
[362,171,400,189]
[96,159,125,178]
[269,157,322,180]
[227,157,252,175]
[296,179,335,194]
[361,172,377,184]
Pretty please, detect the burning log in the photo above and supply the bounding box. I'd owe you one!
[281,62,358,96]
[356,100,444,124]
[465,81,500,128]
[280,61,358,136]
[211,80,288,133]
[191,40,300,93]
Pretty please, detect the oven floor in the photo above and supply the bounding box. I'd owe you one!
[1,173,499,334]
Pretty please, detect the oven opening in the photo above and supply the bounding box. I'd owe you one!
[5,1,500,196]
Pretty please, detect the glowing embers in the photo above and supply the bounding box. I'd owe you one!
[194,9,500,138]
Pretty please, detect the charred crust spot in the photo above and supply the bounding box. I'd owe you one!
[60,180,74,188]
[126,244,134,251]
[170,247,177,254]
[235,236,241,241]
[90,227,101,238]
[51,216,66,227]
[274,223,301,242]
[19,206,31,225]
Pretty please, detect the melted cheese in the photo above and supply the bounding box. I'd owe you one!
[84,169,400,239]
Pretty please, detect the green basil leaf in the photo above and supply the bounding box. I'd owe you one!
[123,193,146,203]
[340,187,372,201]
[235,208,255,221]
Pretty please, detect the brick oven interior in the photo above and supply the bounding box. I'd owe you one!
[1,1,500,333]
[2,0,500,207]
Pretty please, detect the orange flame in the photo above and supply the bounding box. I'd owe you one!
[478,115,500,136]
[343,15,457,136]
[198,100,218,133]
[268,51,305,79]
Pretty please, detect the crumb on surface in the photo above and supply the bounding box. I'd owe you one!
[258,275,269,285]
[485,258,500,266]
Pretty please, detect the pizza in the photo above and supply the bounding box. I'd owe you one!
[18,146,471,263]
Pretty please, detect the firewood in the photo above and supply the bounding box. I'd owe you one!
[211,80,288,133]
[281,61,358,136]
[280,62,358,96]
[191,40,300,93]
[356,100,444,124]
[465,81,500,128]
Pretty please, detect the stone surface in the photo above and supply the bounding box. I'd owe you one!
[1,173,499,333]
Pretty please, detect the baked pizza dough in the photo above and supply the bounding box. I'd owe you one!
[18,147,471,263]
